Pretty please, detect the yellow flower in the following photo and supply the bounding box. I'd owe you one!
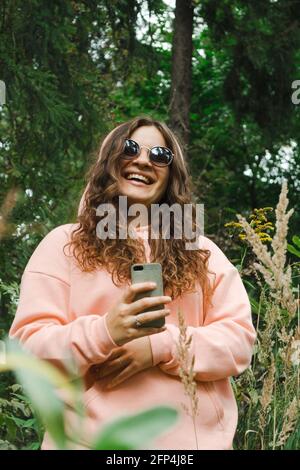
[225,207,274,244]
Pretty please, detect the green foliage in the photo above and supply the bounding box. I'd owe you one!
[190,1,300,235]
[231,238,299,448]
[0,339,178,450]
[92,407,178,450]
[1,0,300,451]
[287,235,300,258]
[0,384,41,450]
[197,0,300,140]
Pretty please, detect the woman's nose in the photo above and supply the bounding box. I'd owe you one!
[137,147,152,165]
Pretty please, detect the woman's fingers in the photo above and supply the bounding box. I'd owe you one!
[91,349,124,375]
[105,366,135,389]
[122,282,156,304]
[106,282,172,346]
[96,356,127,378]
[107,348,124,361]
[130,296,172,316]
[133,308,170,326]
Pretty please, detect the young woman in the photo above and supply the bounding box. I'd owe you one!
[9,116,256,450]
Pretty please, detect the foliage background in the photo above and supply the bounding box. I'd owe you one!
[0,0,299,450]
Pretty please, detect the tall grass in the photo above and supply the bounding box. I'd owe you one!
[232,180,300,449]
[175,180,299,449]
[176,308,199,449]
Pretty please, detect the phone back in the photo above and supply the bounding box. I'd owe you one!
[131,263,165,328]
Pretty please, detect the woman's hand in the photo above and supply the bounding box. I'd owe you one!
[92,336,153,389]
[105,282,171,346]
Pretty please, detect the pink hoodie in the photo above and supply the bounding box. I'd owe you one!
[9,222,256,450]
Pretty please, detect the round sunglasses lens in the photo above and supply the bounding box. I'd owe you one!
[151,147,173,166]
[124,139,138,157]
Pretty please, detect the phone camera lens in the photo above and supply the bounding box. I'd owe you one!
[133,265,144,271]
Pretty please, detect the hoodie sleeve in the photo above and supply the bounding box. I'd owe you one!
[149,236,257,382]
[9,224,118,377]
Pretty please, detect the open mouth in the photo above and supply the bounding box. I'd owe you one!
[123,173,153,185]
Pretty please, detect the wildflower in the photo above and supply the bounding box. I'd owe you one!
[225,207,274,243]
[236,181,297,316]
[176,308,199,449]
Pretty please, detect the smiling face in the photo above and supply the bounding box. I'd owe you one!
[118,125,170,208]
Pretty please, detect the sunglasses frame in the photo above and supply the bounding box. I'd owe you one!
[122,138,174,167]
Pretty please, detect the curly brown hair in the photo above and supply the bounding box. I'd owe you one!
[63,116,214,306]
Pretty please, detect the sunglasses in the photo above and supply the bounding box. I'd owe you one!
[121,138,174,167]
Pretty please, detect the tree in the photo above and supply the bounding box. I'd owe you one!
[189,0,300,235]
[169,0,194,150]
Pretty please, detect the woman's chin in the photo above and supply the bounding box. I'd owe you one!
[118,190,152,206]
[126,195,151,206]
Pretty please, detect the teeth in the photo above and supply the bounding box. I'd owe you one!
[126,173,150,184]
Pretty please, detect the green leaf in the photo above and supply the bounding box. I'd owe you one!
[5,416,17,441]
[92,406,178,450]
[287,244,300,258]
[292,235,300,248]
[23,441,41,450]
[14,366,66,449]
[243,280,257,291]
[224,207,238,214]
[2,339,68,450]
[9,416,36,429]
[250,298,260,314]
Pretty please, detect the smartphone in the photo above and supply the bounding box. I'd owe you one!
[131,263,165,328]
